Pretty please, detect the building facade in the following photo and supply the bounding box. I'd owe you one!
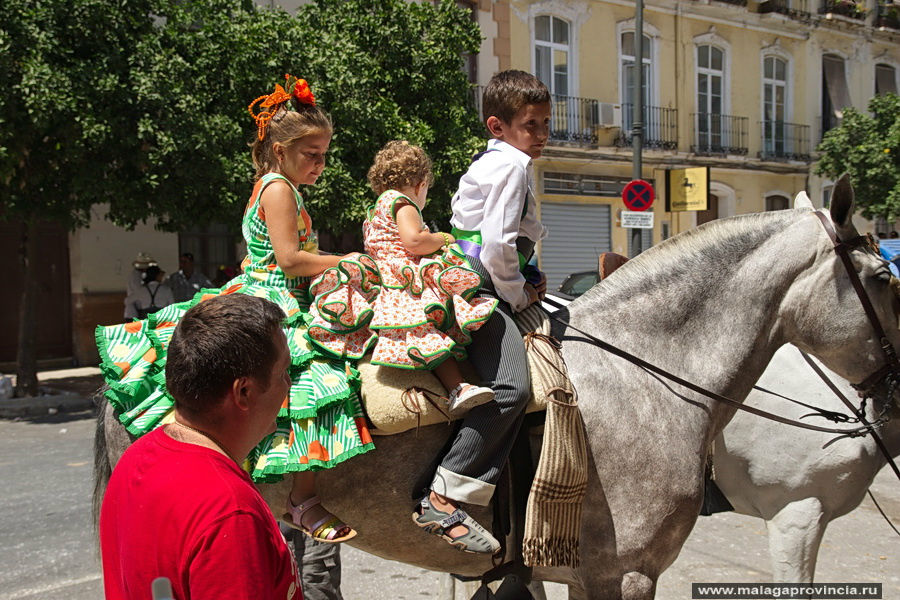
[470,0,900,289]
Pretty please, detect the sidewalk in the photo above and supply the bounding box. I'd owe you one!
[0,367,102,418]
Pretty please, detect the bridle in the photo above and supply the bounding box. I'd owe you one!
[811,210,900,431]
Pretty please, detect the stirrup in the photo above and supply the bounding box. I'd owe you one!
[412,495,500,555]
[283,495,357,544]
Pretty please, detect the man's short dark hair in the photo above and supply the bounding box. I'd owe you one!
[166,294,285,417]
[180,252,194,261]
[482,69,551,126]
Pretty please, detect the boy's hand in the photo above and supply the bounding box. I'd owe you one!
[523,283,541,307]
[533,270,547,300]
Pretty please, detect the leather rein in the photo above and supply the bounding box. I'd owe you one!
[545,210,900,440]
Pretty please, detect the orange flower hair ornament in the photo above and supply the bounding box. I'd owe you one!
[248,74,317,141]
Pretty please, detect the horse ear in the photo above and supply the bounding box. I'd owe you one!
[793,190,813,210]
[829,174,855,229]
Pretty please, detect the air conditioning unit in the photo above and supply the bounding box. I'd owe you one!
[591,102,622,129]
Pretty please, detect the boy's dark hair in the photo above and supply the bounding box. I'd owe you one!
[482,69,551,126]
[166,294,285,417]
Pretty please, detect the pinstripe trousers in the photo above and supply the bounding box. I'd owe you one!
[431,261,532,506]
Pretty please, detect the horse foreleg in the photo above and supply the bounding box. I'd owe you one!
[765,497,827,584]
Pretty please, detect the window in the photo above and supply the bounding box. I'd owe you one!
[697,45,725,150]
[822,185,833,209]
[822,54,852,135]
[621,31,652,134]
[876,64,898,96]
[762,56,788,156]
[534,15,570,96]
[765,195,790,211]
[544,172,637,197]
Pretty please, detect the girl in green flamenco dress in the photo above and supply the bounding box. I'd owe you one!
[95,76,377,544]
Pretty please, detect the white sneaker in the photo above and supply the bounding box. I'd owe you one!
[448,384,495,414]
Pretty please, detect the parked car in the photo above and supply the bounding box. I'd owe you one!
[557,270,599,298]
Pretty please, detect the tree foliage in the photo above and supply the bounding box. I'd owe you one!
[290,0,484,234]
[816,93,900,222]
[0,0,483,393]
[1,0,484,234]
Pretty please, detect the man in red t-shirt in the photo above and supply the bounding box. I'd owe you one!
[100,294,302,600]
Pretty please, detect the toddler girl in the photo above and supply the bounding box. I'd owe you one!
[310,141,497,413]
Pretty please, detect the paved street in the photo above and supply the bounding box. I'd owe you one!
[0,412,897,599]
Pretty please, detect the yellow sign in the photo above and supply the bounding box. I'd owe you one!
[666,167,709,212]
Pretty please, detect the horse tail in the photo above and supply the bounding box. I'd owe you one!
[92,389,111,538]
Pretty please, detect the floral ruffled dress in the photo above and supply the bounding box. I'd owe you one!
[95,173,374,482]
[308,190,497,368]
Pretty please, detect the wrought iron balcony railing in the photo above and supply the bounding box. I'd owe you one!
[819,0,866,19]
[691,112,749,155]
[757,0,814,18]
[758,120,811,161]
[877,0,900,28]
[615,104,678,150]
[471,87,603,146]
[549,94,600,145]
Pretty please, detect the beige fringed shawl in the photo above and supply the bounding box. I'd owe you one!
[513,304,588,569]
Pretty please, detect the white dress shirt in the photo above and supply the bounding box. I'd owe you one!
[450,139,548,312]
[124,282,174,320]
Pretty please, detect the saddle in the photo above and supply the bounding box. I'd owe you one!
[358,304,588,569]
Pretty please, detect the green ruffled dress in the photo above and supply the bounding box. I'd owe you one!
[95,173,374,482]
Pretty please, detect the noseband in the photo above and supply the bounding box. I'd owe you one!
[813,211,900,426]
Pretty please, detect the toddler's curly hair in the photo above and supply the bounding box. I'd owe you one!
[367,141,433,196]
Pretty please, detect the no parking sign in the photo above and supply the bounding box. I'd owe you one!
[622,179,655,212]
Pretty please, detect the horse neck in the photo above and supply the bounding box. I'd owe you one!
[568,212,817,433]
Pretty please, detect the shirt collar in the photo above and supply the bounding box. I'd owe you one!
[487,139,532,169]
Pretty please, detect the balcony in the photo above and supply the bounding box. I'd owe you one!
[691,113,749,155]
[758,121,811,161]
[876,0,900,28]
[549,94,600,145]
[616,104,678,150]
[819,0,866,19]
[711,0,748,5]
[757,0,814,18]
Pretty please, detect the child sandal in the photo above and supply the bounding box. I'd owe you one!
[412,495,500,554]
[283,495,357,544]
[447,384,495,414]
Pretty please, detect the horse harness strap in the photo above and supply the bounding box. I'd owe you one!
[812,210,900,398]
[545,307,877,438]
[798,349,900,538]
[798,349,900,480]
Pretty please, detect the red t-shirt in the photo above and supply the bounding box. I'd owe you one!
[100,427,302,600]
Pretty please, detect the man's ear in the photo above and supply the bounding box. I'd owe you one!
[486,116,504,138]
[231,377,253,411]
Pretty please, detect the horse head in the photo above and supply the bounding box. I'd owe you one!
[783,174,900,396]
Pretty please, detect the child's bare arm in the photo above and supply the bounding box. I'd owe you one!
[262,182,341,276]
[396,204,451,255]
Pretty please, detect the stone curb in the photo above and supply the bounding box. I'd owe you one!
[0,394,95,419]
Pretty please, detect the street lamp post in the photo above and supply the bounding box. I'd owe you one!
[633,0,644,181]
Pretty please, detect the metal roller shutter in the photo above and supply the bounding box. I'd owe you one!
[539,202,612,291]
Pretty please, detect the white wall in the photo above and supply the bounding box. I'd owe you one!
[69,204,179,294]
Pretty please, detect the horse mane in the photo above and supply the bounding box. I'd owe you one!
[576,208,812,309]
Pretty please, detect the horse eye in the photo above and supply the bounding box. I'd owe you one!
[875,265,893,282]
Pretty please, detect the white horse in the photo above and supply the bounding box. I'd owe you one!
[96,176,900,599]
[713,343,900,583]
